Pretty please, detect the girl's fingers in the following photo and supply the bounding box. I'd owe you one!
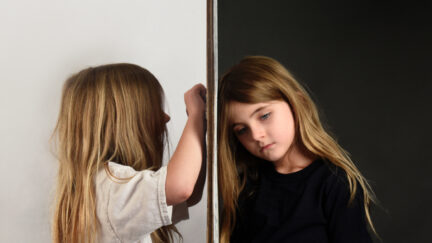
[188,84,206,101]
[184,83,207,116]
[194,84,207,101]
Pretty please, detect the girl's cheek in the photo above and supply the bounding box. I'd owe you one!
[239,139,249,150]
[240,140,252,152]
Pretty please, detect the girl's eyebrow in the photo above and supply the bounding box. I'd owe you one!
[231,104,270,127]
[249,105,270,118]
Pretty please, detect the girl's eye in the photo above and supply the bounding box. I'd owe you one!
[235,127,247,135]
[260,112,271,120]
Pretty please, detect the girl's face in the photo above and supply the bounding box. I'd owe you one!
[229,100,296,165]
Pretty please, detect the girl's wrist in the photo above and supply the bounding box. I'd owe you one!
[187,109,205,119]
[187,112,205,131]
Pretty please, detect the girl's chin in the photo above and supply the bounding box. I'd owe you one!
[259,154,284,163]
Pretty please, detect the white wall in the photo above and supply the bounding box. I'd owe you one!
[0,0,207,242]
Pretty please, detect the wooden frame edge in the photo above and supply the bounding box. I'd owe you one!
[207,0,218,242]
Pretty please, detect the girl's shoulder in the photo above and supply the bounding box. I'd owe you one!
[319,159,365,203]
[96,161,166,185]
[94,162,173,242]
[105,161,139,181]
[320,160,349,188]
[321,160,347,182]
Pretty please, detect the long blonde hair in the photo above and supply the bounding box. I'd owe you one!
[52,63,178,243]
[218,56,377,242]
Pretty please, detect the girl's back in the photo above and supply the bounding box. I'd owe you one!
[95,162,172,242]
[52,63,206,242]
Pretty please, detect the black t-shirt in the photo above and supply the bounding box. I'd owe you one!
[231,159,373,243]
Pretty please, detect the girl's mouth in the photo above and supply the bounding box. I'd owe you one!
[260,143,274,152]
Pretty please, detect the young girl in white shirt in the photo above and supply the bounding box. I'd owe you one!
[52,63,206,243]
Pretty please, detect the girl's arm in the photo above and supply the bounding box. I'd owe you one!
[165,84,206,205]
[325,175,373,243]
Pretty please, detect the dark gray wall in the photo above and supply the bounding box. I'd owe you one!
[218,1,432,242]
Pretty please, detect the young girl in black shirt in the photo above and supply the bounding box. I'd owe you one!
[218,56,377,242]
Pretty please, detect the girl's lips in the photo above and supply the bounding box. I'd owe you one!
[260,143,274,152]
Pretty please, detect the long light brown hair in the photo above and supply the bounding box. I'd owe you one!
[218,56,377,242]
[52,63,179,242]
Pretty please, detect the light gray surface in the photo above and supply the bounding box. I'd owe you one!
[0,1,206,242]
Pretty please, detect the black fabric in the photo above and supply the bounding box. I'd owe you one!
[231,159,372,243]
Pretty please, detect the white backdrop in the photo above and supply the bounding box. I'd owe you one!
[0,0,207,242]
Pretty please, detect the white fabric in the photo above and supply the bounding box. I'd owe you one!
[95,162,173,243]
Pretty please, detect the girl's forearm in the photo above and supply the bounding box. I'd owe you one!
[165,113,204,205]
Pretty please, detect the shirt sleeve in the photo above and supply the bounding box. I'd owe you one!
[323,172,373,243]
[106,165,172,242]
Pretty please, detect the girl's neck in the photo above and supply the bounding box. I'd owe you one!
[272,144,317,174]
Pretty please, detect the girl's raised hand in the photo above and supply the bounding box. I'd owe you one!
[184,83,206,117]
[166,83,206,205]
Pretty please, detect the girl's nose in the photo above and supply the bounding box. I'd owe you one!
[250,125,265,141]
[164,113,171,123]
